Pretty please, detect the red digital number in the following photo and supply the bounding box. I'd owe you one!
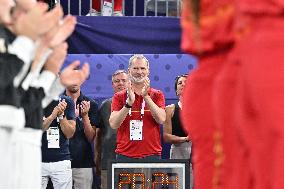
[119,172,179,189]
[118,173,145,189]
[152,173,165,189]
[165,173,179,189]
[152,172,179,189]
[133,173,145,189]
[118,173,131,189]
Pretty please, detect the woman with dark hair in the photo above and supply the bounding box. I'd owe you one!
[163,74,193,188]
[163,74,190,159]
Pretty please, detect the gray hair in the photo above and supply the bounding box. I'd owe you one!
[128,54,150,69]
[111,70,128,82]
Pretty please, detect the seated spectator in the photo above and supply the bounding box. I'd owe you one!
[87,0,123,16]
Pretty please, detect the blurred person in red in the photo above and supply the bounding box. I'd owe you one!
[180,0,284,189]
[180,0,237,189]
[87,0,123,16]
[212,42,253,189]
[231,1,284,189]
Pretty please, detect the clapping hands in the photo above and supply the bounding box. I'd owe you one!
[51,99,67,118]
[79,101,90,116]
[126,80,135,106]
[141,77,150,97]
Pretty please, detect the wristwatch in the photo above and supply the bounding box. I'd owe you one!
[124,102,132,109]
[58,115,64,120]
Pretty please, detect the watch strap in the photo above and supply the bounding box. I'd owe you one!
[124,103,132,109]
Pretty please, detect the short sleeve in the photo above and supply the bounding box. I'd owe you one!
[111,92,125,112]
[89,99,99,127]
[153,90,166,109]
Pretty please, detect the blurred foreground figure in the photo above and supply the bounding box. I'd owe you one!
[180,0,236,188]
[0,0,89,188]
[233,1,284,189]
[181,0,284,189]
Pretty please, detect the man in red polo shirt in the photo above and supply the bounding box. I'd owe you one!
[109,54,166,160]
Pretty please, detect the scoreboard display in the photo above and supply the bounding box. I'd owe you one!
[108,160,190,189]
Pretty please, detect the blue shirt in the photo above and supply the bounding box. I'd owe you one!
[69,93,99,168]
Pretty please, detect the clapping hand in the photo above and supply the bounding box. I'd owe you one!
[51,99,67,118]
[60,61,90,87]
[42,15,77,49]
[80,101,90,116]
[40,42,68,74]
[126,80,135,106]
[12,3,63,41]
[142,77,150,97]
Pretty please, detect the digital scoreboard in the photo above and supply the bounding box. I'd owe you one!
[108,160,190,189]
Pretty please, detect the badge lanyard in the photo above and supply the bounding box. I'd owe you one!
[127,92,146,141]
[126,91,145,118]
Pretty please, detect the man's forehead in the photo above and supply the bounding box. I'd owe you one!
[114,73,127,78]
[132,59,147,66]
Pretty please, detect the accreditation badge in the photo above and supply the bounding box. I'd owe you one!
[129,120,143,141]
[102,1,113,16]
[47,127,60,148]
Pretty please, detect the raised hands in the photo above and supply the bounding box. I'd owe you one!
[12,3,63,41]
[75,101,90,117]
[41,42,68,74]
[11,1,76,49]
[52,99,67,118]
[80,101,90,116]
[40,14,76,50]
[141,77,150,97]
[60,61,90,87]
[126,80,135,106]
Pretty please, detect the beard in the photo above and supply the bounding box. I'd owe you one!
[129,73,146,84]
[67,85,79,93]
